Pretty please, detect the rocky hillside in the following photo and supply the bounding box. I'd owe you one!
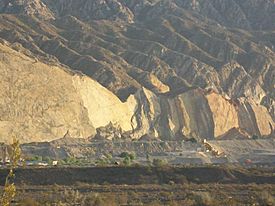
[0,0,274,143]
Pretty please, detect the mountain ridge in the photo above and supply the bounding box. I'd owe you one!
[0,0,274,143]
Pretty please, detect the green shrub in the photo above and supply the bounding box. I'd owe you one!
[123,156,132,166]
[43,156,52,164]
[96,158,108,166]
[119,152,136,166]
[129,153,136,161]
[152,159,168,167]
[64,157,77,164]
[119,152,136,160]
[36,155,43,162]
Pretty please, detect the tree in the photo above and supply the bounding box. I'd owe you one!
[123,156,132,166]
[119,152,135,160]
[0,138,21,206]
[119,152,136,166]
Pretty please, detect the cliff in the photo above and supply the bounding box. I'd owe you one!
[0,0,274,143]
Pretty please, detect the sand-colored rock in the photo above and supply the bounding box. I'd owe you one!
[72,75,137,131]
[238,99,274,138]
[0,40,274,143]
[0,42,140,143]
[0,42,95,143]
[149,74,170,93]
[133,89,274,140]
[206,92,239,137]
[249,101,274,137]
[178,90,215,139]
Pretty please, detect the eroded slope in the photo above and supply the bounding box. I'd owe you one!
[0,0,274,142]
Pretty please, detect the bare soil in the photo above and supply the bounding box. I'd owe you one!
[1,166,275,205]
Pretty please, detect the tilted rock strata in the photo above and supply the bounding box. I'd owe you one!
[0,0,274,143]
[1,42,274,143]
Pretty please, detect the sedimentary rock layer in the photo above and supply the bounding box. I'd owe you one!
[0,0,274,142]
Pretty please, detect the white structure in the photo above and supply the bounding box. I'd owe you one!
[52,161,58,166]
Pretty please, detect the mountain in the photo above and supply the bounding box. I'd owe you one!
[0,0,274,143]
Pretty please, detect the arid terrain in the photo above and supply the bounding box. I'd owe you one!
[18,138,275,166]
[1,166,275,205]
[0,0,274,143]
[0,0,275,205]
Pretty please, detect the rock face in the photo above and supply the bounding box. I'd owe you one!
[0,0,274,143]
[0,42,94,143]
[206,92,239,138]
[130,89,274,141]
[72,75,137,132]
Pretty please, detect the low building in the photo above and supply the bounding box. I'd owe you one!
[52,161,58,166]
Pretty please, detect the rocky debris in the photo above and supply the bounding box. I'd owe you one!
[216,127,251,140]
[94,122,125,141]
